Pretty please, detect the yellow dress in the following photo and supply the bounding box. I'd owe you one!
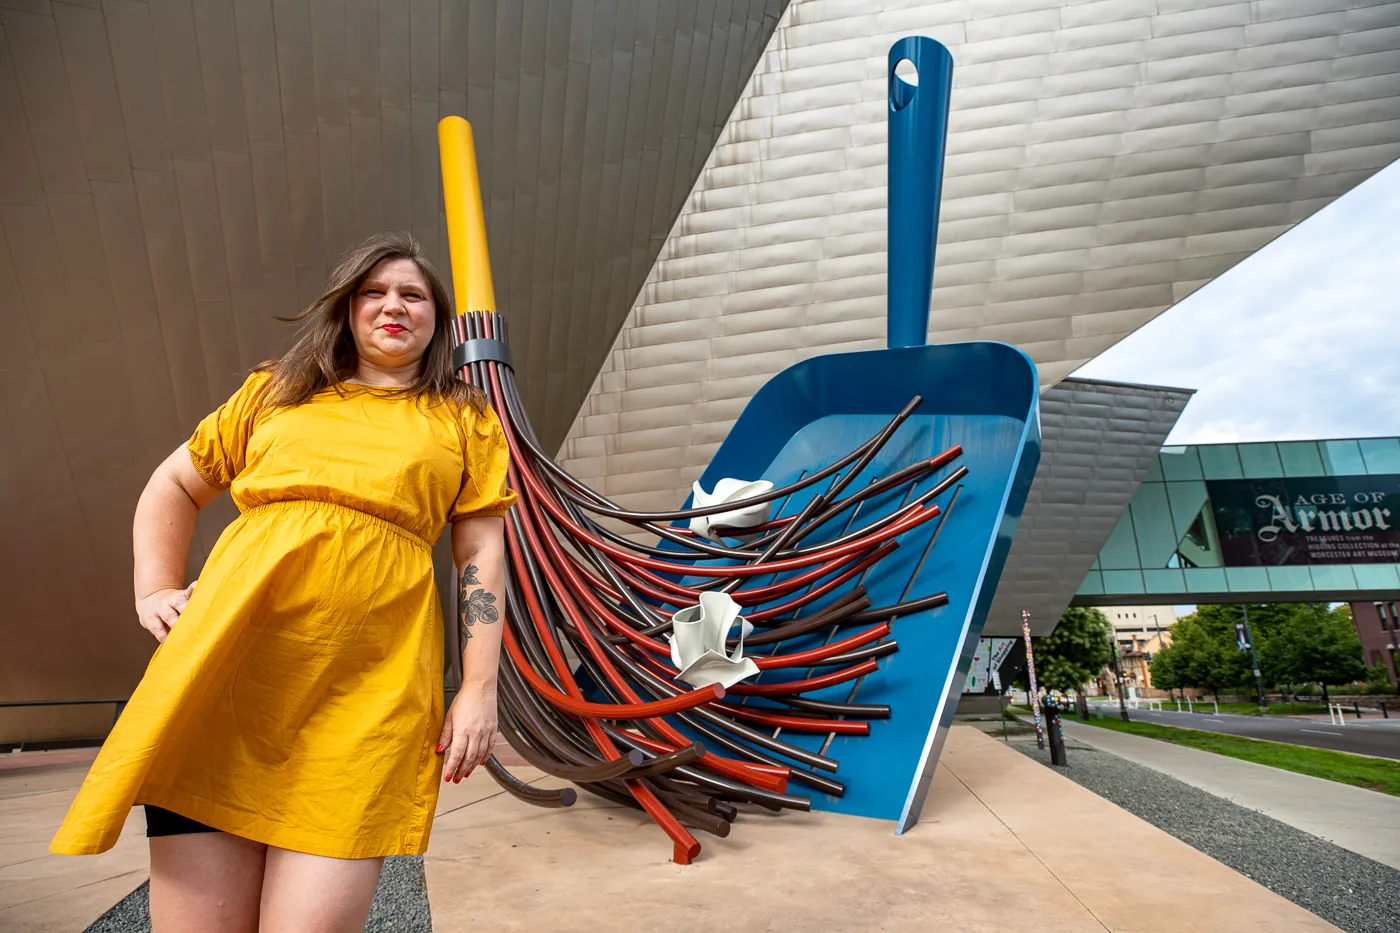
[50,371,516,859]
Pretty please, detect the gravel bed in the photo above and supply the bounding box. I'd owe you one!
[84,855,431,932]
[1014,740,1400,933]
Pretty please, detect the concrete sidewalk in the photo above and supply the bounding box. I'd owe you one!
[1062,719,1400,871]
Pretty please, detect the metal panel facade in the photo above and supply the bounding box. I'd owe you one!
[985,377,1192,637]
[0,0,786,740]
[558,0,1400,521]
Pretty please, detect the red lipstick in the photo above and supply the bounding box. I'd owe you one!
[382,324,405,334]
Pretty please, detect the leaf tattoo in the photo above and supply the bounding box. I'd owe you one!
[467,590,499,626]
[457,563,498,640]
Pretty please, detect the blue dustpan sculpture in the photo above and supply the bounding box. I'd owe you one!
[676,37,1040,832]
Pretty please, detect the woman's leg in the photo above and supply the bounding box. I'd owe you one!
[149,832,268,933]
[258,846,384,933]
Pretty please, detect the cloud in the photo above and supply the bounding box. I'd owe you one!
[1074,160,1400,446]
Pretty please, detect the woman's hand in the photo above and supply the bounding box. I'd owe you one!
[437,687,497,783]
[136,582,196,643]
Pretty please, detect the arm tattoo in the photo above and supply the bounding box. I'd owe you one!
[457,563,498,641]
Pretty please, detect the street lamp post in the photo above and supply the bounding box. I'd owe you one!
[1240,604,1268,710]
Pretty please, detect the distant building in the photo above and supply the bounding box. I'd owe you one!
[1349,601,1400,685]
[1105,606,1178,697]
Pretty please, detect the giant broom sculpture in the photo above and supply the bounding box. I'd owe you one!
[435,36,1039,865]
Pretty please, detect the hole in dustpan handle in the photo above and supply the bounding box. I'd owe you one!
[887,37,954,351]
[891,59,918,110]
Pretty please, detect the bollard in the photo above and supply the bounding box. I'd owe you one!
[1382,702,1389,719]
[1213,700,1219,715]
[1043,699,1068,767]
[1187,695,1193,713]
[1354,702,1362,720]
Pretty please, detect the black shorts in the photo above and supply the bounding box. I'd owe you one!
[144,805,219,837]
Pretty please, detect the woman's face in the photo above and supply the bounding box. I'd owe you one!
[349,257,437,371]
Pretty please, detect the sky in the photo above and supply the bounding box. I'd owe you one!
[1073,160,1400,446]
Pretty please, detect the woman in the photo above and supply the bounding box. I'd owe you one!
[50,231,516,932]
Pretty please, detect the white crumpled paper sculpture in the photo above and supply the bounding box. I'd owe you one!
[688,477,774,542]
[669,591,760,690]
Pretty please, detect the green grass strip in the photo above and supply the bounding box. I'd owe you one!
[1199,701,1330,717]
[1083,715,1400,797]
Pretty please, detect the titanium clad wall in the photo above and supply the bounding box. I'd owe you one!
[984,377,1192,637]
[557,0,1400,518]
[0,1,787,742]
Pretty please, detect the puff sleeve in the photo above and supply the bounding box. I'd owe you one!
[185,371,270,490]
[450,401,518,521]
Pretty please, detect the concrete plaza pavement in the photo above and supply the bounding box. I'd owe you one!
[1062,718,1400,872]
[421,727,1335,932]
[1086,703,1400,761]
[1,728,1340,932]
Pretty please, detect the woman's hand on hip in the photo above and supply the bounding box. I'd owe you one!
[136,581,197,643]
[438,687,497,783]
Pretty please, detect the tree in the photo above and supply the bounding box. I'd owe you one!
[1148,641,1183,696]
[1016,607,1115,694]
[1263,604,1365,703]
[1159,616,1248,701]
[1185,603,1286,686]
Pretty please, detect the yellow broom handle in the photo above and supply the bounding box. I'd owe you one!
[437,116,496,314]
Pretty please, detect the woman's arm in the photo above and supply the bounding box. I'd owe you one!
[439,514,508,783]
[133,445,222,642]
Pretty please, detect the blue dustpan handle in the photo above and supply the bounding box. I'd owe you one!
[888,37,953,350]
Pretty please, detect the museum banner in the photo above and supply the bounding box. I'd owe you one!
[1207,474,1400,566]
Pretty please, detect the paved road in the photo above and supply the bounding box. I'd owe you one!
[1085,702,1400,761]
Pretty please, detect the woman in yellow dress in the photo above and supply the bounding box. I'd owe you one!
[50,231,516,932]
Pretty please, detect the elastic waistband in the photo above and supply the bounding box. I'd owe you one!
[239,500,432,551]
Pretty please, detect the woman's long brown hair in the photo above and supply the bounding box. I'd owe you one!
[258,231,487,412]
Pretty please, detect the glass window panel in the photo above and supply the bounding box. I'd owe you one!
[1318,440,1366,476]
[1164,480,1208,538]
[1098,510,1143,570]
[1236,443,1284,478]
[1183,567,1228,595]
[1225,566,1271,594]
[1077,571,1104,596]
[1165,479,1225,570]
[1267,566,1314,591]
[1129,483,1177,569]
[1159,446,1203,481]
[1143,568,1185,596]
[1359,438,1400,474]
[1308,565,1357,592]
[1197,445,1244,479]
[1278,441,1324,477]
[1144,457,1164,482]
[1103,570,1146,595]
[1354,564,1400,590]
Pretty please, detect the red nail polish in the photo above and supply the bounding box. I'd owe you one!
[435,743,444,753]
[443,773,450,782]
[453,776,461,784]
